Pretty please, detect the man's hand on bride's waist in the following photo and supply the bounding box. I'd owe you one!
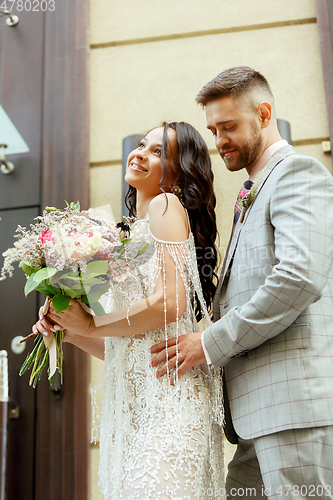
[150,332,205,384]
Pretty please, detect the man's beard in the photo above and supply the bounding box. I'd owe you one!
[220,132,264,172]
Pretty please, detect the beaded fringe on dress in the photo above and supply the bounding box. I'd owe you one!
[93,218,225,499]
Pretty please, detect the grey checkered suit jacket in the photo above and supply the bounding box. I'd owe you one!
[203,145,333,440]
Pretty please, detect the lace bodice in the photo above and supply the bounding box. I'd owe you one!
[94,217,225,499]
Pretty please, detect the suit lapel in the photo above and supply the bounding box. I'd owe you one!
[216,145,296,297]
[240,145,295,225]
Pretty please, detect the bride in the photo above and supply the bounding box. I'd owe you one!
[35,122,225,499]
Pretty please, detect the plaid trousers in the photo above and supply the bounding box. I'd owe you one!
[226,426,333,499]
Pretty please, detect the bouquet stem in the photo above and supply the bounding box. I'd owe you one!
[57,330,64,385]
[19,330,64,389]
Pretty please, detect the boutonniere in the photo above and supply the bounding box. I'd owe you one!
[238,162,272,223]
[238,186,253,223]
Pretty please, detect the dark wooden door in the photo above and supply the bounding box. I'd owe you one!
[0,208,39,500]
[0,8,44,498]
[0,3,89,499]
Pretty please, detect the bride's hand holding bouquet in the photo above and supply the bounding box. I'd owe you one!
[47,297,93,337]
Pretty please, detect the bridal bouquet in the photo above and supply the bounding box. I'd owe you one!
[0,201,149,388]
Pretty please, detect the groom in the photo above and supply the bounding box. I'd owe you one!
[151,67,333,498]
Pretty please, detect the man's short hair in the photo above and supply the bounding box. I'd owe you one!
[196,66,274,107]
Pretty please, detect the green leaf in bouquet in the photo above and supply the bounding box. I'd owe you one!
[61,275,104,288]
[64,200,80,211]
[80,295,106,316]
[90,281,111,296]
[35,285,55,298]
[91,261,109,273]
[56,272,88,292]
[58,271,81,282]
[62,283,86,298]
[44,282,61,295]
[33,281,60,298]
[82,277,107,286]
[20,262,40,276]
[61,284,91,298]
[121,237,132,245]
[56,270,72,279]
[25,274,41,297]
[84,290,106,303]
[64,282,84,290]
[81,284,91,295]
[52,294,70,313]
[80,295,89,305]
[33,267,58,284]
[57,287,80,299]
[80,282,110,311]
[84,260,109,277]
[89,301,106,316]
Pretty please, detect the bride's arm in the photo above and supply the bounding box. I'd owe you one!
[63,330,105,360]
[47,194,189,339]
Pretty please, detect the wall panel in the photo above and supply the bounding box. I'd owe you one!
[90,0,316,44]
[90,23,328,163]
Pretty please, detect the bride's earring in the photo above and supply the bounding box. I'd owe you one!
[170,184,183,200]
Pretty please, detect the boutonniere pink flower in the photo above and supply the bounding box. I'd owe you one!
[238,187,254,223]
[238,161,272,223]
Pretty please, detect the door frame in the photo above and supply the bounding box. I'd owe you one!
[316,0,333,168]
[1,2,90,498]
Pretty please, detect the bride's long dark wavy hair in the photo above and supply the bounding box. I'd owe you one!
[125,121,218,320]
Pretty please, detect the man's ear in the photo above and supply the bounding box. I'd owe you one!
[257,101,272,128]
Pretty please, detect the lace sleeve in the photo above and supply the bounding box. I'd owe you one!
[148,226,212,327]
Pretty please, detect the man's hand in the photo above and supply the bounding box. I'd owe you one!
[150,332,206,384]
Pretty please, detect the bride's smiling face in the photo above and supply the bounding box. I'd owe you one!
[125,127,178,196]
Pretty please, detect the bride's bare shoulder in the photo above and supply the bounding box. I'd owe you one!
[148,193,189,242]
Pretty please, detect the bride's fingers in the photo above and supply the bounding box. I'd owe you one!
[47,310,61,323]
[47,303,62,319]
[31,320,51,338]
[39,314,56,332]
[21,321,52,342]
[47,306,64,325]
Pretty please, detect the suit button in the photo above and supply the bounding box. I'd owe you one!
[224,303,229,309]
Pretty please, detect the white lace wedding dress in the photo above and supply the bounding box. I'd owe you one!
[96,217,225,500]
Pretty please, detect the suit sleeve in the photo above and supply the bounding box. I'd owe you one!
[203,155,333,367]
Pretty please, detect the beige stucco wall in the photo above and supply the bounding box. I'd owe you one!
[88,1,332,497]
